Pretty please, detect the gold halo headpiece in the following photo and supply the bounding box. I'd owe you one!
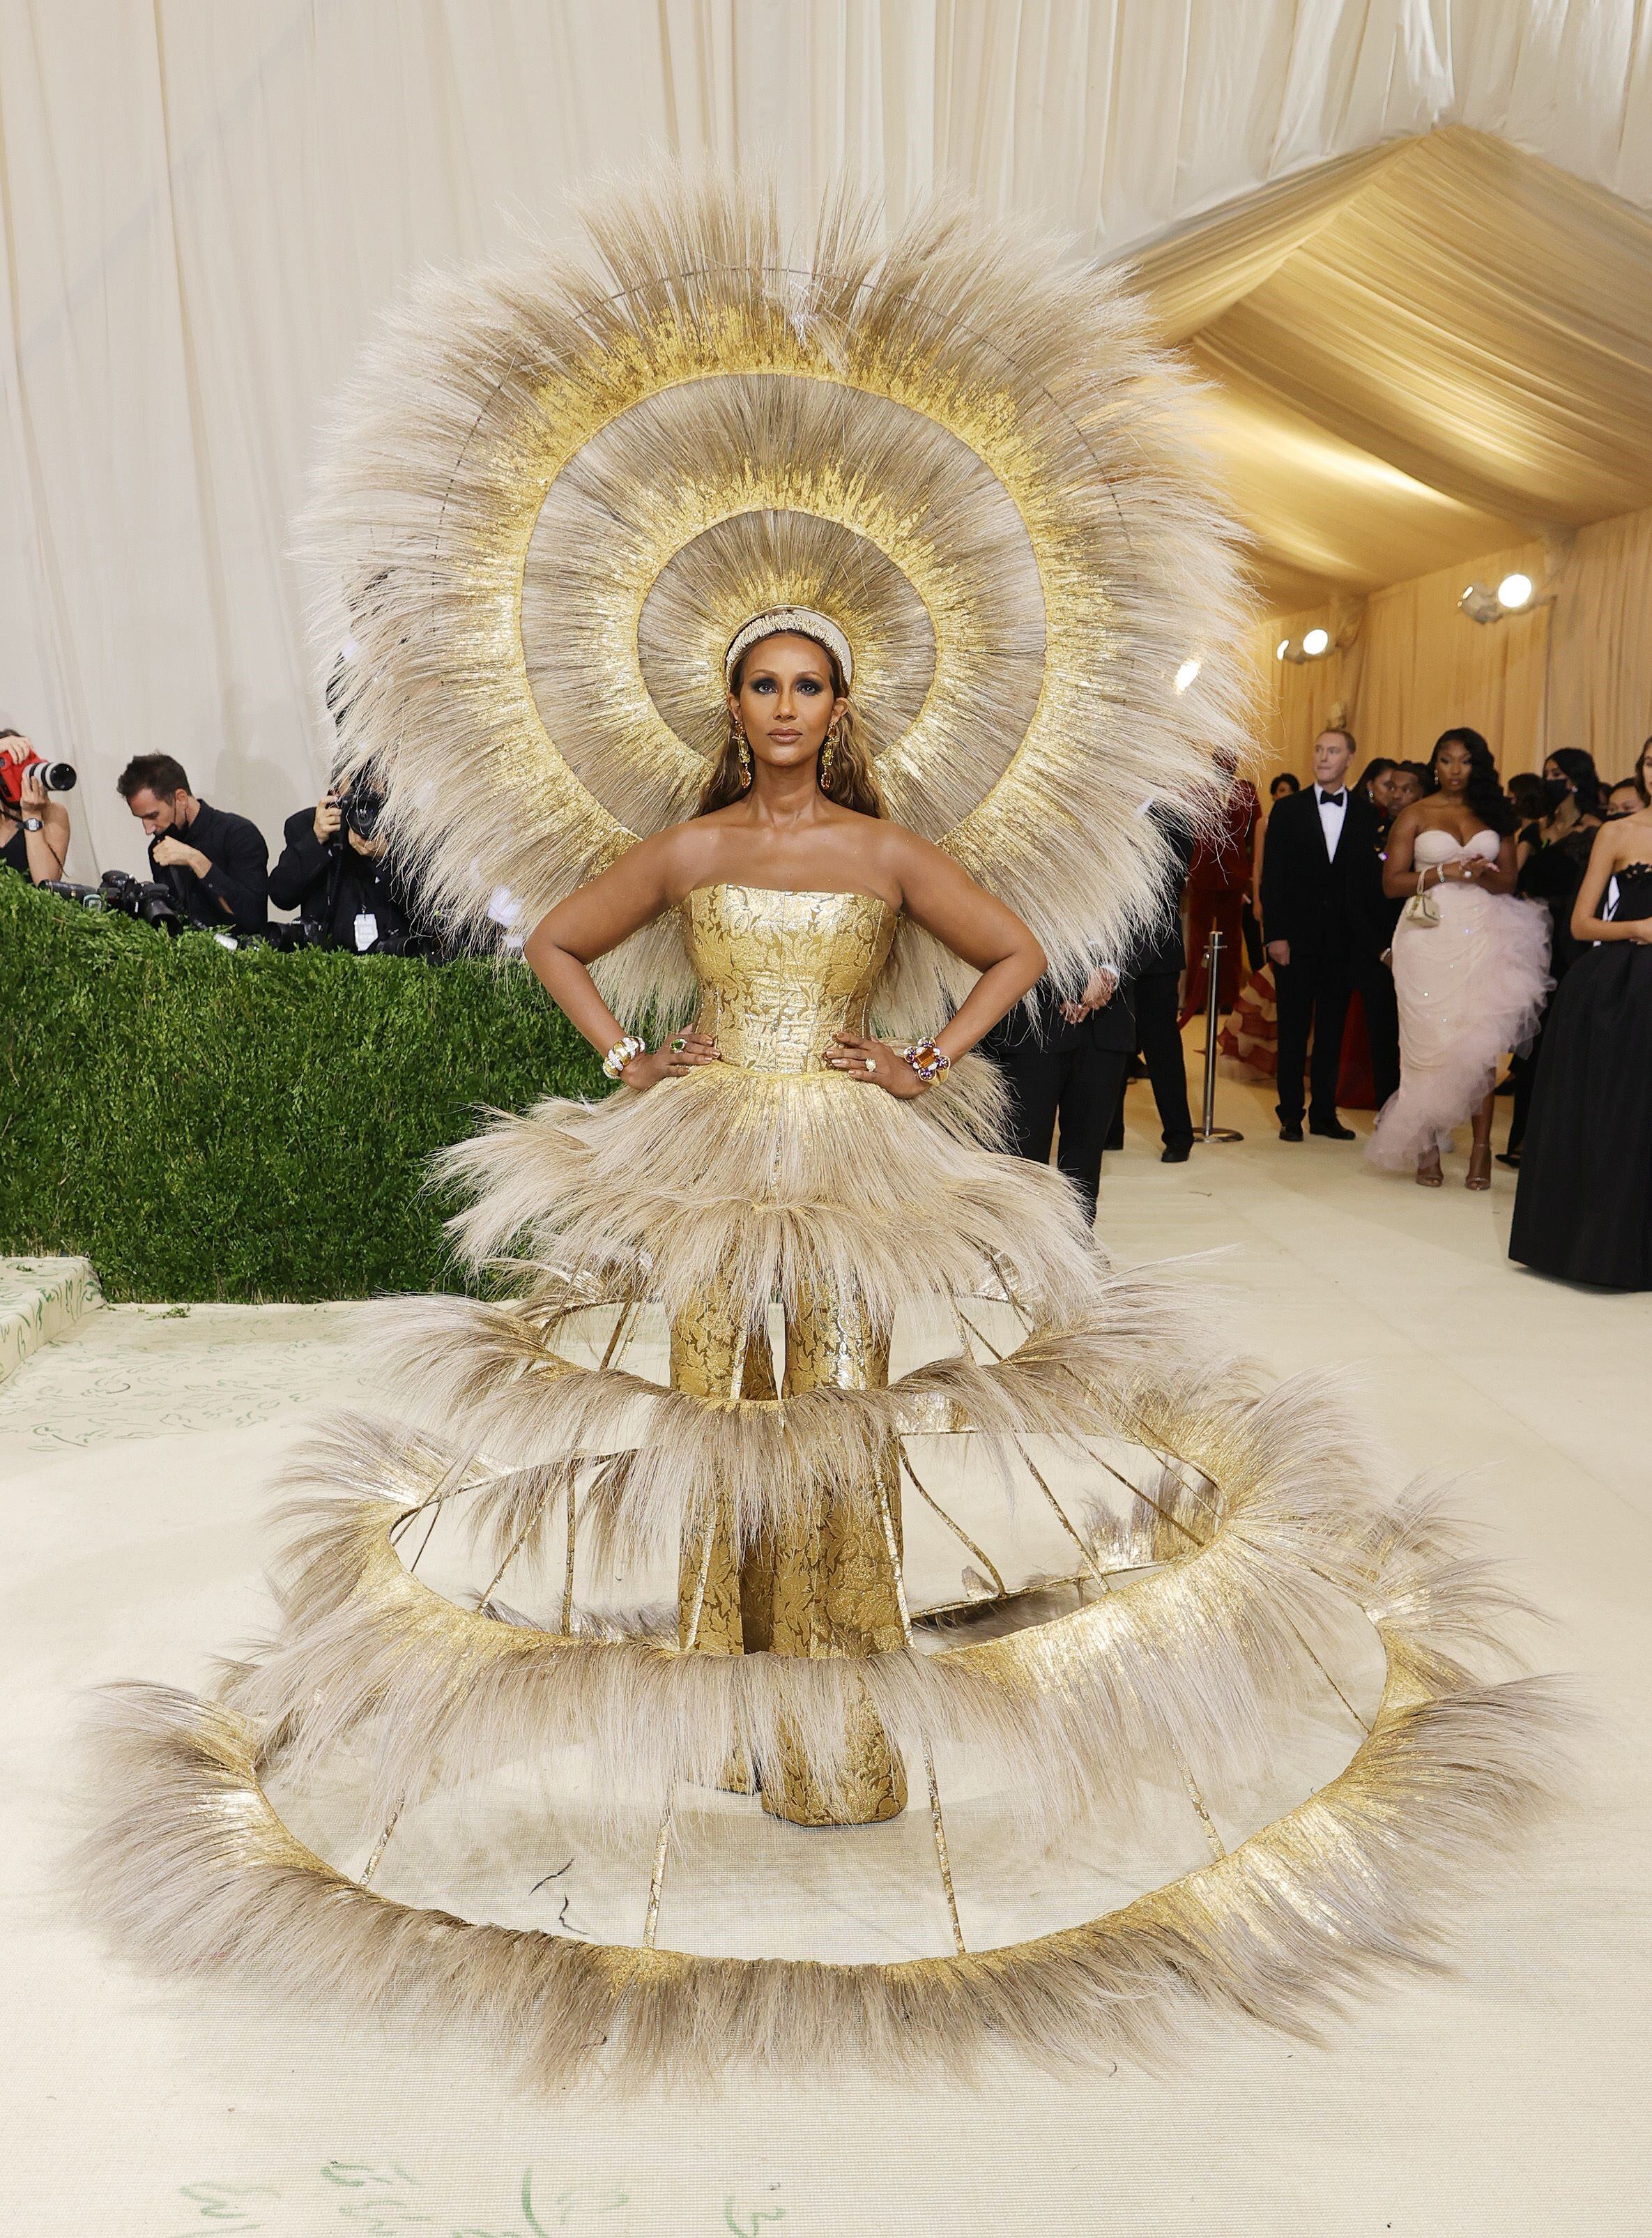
[304,174,1253,1022]
[724,607,853,690]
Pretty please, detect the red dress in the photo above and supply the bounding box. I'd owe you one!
[1182,779,1259,1021]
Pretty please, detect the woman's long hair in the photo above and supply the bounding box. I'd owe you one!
[1430,726,1516,835]
[697,640,886,818]
[1545,746,1602,820]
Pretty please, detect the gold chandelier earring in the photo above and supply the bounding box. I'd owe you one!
[819,720,841,792]
[733,715,752,786]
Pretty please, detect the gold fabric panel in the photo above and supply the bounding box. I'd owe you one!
[666,883,911,1828]
[671,1279,905,1829]
[679,883,896,1076]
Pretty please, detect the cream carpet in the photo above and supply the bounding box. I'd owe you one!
[4,1066,1645,2237]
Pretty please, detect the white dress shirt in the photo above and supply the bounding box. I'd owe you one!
[1316,786,1347,860]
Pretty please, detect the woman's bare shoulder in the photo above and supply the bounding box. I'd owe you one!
[873,818,949,870]
[618,816,728,886]
[1599,811,1652,864]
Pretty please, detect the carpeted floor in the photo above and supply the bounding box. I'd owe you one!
[4,1063,1646,2236]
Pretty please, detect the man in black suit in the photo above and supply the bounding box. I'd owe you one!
[1260,726,1400,1142]
[986,956,1135,1225]
[116,752,268,934]
[1116,804,1198,1162]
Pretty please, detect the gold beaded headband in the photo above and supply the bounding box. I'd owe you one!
[723,606,853,690]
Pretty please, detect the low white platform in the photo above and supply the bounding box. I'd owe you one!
[2,1066,1647,2236]
[0,1254,101,1385]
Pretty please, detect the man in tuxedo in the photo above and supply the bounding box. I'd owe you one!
[1260,726,1400,1142]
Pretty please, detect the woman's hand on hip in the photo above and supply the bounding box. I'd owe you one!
[621,1033,720,1089]
[825,1032,927,1097]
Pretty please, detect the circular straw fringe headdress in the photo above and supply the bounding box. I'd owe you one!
[303,174,1254,1024]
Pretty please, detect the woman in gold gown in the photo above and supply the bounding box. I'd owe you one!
[84,179,1562,2087]
[520,607,1049,1826]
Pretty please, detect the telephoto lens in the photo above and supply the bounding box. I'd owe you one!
[342,786,383,841]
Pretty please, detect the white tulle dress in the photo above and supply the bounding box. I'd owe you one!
[1368,828,1551,1169]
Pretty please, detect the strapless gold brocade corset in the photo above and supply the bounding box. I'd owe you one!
[680,883,897,1074]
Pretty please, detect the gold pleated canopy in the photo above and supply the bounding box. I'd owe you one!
[304,176,1252,1013]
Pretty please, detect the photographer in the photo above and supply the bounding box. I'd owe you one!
[268,782,421,951]
[0,730,72,885]
[116,754,268,933]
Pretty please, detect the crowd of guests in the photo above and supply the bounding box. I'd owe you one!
[0,733,434,956]
[1207,724,1652,1288]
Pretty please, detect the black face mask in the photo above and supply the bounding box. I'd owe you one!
[1542,776,1573,811]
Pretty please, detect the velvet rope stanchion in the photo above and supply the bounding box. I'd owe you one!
[1195,929,1243,1146]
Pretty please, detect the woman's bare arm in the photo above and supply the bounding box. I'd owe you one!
[1474,832,1519,896]
[1573,821,1652,945]
[899,833,1045,1051]
[522,830,721,1087]
[1382,806,1423,898]
[823,829,1044,1093]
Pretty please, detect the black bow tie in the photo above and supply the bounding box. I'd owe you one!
[1318,789,1346,807]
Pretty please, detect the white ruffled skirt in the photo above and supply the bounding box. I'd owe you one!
[1368,887,1551,1167]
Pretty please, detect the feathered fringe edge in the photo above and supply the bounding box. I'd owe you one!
[77,1633,1570,2089]
[361,1276,1220,1567]
[213,1374,1534,1844]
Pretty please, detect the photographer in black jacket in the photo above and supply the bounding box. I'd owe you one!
[269,781,424,952]
[116,754,268,933]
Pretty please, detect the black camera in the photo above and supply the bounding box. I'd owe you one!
[99,868,182,931]
[339,785,383,843]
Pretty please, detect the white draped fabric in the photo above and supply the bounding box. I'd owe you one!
[8,1,1652,878]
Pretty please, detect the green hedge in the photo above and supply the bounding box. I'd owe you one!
[0,878,605,1302]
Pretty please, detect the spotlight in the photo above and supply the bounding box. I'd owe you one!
[1175,659,1200,693]
[1460,572,1545,625]
[1276,630,1336,665]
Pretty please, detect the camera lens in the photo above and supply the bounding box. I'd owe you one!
[346,790,383,840]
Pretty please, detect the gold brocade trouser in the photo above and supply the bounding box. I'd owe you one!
[671,1286,907,1827]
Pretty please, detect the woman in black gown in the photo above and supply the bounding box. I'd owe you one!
[1510,748,1652,1288]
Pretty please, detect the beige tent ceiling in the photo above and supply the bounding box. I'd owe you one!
[1131,126,1652,615]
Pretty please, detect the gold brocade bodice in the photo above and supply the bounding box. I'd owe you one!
[680,883,897,1074]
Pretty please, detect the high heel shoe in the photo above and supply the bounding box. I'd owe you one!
[1415,1155,1444,1187]
[1466,1143,1492,1191]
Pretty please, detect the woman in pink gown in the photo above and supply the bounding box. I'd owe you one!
[1369,729,1550,1188]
